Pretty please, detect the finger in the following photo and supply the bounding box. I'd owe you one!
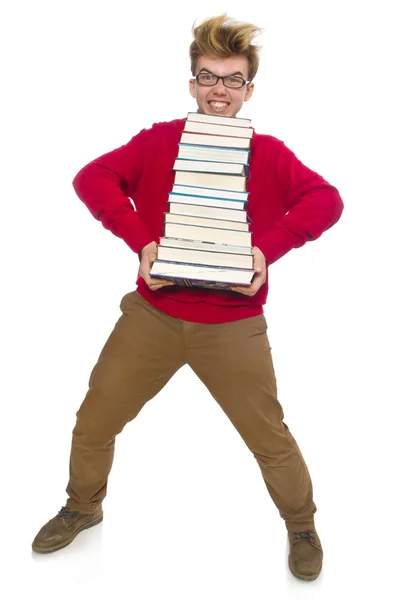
[149,283,166,290]
[147,277,167,286]
[149,280,175,290]
[150,285,174,291]
[236,280,261,294]
[253,255,264,273]
[148,273,166,282]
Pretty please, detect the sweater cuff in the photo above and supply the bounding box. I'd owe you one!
[255,225,305,266]
[110,217,154,255]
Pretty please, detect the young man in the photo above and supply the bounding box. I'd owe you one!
[32,15,343,581]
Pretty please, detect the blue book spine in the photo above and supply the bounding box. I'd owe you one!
[169,192,247,205]
[175,157,249,167]
[178,143,251,155]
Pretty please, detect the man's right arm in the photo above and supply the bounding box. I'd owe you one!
[72,129,154,254]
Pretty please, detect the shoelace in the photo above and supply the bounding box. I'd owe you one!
[57,506,80,518]
[293,530,315,543]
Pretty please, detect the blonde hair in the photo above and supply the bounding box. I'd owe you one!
[190,14,263,82]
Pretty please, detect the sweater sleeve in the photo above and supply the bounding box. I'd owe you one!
[255,140,344,265]
[72,129,155,254]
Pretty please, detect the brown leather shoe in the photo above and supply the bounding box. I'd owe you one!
[32,505,103,553]
[288,529,323,580]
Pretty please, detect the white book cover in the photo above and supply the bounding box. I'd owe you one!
[178,144,250,164]
[151,261,254,285]
[164,222,251,246]
[168,201,247,222]
[159,237,253,254]
[173,158,246,176]
[174,171,246,193]
[186,112,251,128]
[169,193,246,211]
[180,132,251,149]
[172,185,248,201]
[157,246,253,270]
[184,120,254,139]
[164,212,249,232]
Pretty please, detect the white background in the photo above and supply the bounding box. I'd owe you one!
[1,0,396,597]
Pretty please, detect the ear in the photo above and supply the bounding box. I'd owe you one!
[189,79,196,99]
[244,83,254,102]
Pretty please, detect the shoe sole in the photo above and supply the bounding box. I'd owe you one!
[288,555,322,581]
[32,514,103,554]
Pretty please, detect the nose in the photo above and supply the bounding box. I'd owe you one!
[213,77,227,93]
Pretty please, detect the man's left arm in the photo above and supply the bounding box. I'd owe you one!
[255,139,344,266]
[231,140,344,296]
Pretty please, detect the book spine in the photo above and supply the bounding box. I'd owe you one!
[164,213,248,231]
[169,195,247,211]
[174,157,249,169]
[184,122,253,138]
[179,143,251,154]
[177,145,250,164]
[164,222,251,245]
[174,171,246,193]
[154,259,252,272]
[186,113,251,128]
[157,248,253,269]
[168,202,246,222]
[180,133,251,149]
[171,187,249,202]
[152,274,251,290]
[159,237,253,255]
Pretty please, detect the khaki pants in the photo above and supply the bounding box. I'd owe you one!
[66,291,317,532]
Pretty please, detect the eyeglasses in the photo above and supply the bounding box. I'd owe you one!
[193,71,250,89]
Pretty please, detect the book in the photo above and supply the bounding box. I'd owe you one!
[184,120,254,139]
[168,201,247,222]
[174,170,246,192]
[180,132,251,149]
[164,212,249,232]
[157,245,253,269]
[186,112,251,128]
[150,261,254,288]
[164,222,251,246]
[169,193,246,211]
[177,144,250,164]
[151,110,256,290]
[172,185,248,202]
[159,237,253,254]
[173,158,246,175]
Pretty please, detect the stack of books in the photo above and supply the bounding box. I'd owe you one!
[150,112,255,289]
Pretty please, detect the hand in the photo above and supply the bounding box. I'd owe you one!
[139,241,175,291]
[230,246,267,296]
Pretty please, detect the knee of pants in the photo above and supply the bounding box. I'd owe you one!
[72,406,128,447]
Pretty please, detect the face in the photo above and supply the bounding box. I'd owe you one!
[189,55,254,118]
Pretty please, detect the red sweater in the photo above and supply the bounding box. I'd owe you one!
[72,118,344,323]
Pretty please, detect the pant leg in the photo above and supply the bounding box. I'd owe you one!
[66,291,185,513]
[186,313,317,532]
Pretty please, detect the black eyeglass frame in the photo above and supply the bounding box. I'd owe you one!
[192,71,251,89]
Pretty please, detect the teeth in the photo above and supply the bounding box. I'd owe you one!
[210,102,228,108]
